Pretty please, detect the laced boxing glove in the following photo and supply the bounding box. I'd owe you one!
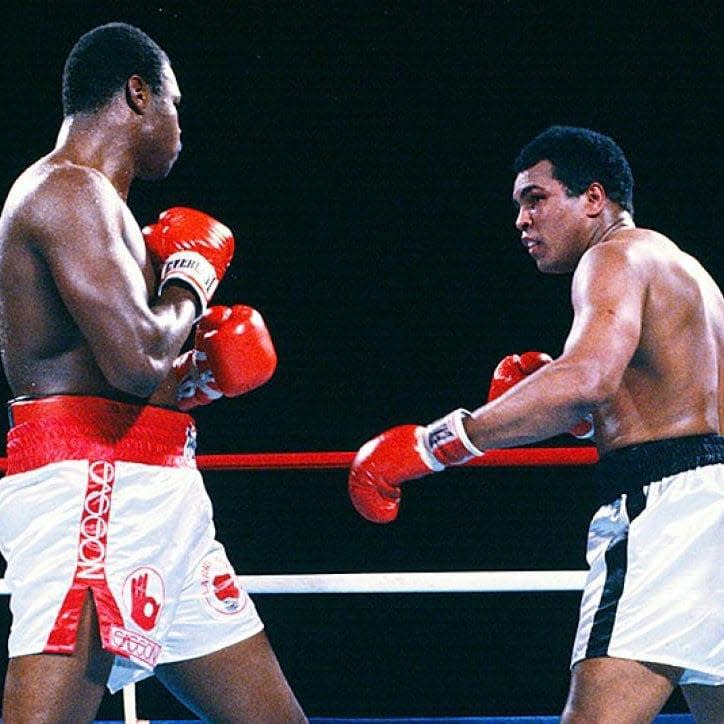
[174,305,277,411]
[143,207,235,319]
[488,352,594,440]
[348,409,484,523]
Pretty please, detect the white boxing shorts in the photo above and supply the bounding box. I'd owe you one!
[571,434,724,686]
[0,395,264,693]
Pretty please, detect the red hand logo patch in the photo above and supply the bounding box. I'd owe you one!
[123,567,165,632]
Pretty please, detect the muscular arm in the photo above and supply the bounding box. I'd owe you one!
[29,166,196,398]
[463,242,645,449]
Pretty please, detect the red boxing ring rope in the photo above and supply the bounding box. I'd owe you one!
[195,446,598,470]
[0,446,597,473]
[0,446,596,472]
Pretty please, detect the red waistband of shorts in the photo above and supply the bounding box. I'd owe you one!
[5,395,197,475]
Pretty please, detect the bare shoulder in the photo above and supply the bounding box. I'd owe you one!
[568,230,659,315]
[574,231,637,283]
[610,227,716,280]
[1,158,123,253]
[576,227,681,281]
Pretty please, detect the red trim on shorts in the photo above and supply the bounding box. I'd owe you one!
[6,397,190,660]
[6,395,197,474]
[42,456,163,664]
[44,459,129,656]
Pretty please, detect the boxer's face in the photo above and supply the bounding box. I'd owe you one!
[513,160,589,274]
[137,62,182,180]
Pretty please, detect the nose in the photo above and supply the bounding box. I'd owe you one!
[515,206,530,232]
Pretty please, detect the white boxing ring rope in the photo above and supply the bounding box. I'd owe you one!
[0,569,587,597]
[0,447,597,722]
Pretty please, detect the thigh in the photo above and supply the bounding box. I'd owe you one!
[561,657,680,723]
[156,630,307,723]
[2,591,114,723]
[682,684,724,724]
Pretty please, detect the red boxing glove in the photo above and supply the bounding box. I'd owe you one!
[348,409,484,524]
[488,351,595,439]
[174,305,277,411]
[487,352,552,401]
[143,207,235,319]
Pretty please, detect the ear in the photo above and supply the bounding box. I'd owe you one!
[584,182,606,216]
[125,75,151,115]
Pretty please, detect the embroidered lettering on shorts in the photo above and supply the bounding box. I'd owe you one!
[45,459,126,654]
[110,625,162,667]
[77,460,115,580]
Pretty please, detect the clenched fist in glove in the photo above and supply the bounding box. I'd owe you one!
[348,409,484,523]
[143,207,235,319]
[487,351,553,401]
[174,305,277,411]
[488,352,594,440]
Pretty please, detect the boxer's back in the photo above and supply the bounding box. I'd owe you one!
[593,228,724,452]
[0,155,152,399]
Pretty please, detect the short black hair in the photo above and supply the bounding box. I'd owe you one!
[62,22,168,116]
[513,126,634,215]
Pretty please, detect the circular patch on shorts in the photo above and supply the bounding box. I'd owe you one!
[198,553,248,617]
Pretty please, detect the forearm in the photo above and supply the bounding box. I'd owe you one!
[464,362,598,449]
[147,286,197,356]
[102,287,196,398]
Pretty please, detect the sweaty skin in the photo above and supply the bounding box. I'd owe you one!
[0,52,308,722]
[462,161,723,455]
[0,65,191,407]
[347,154,724,722]
[469,159,724,722]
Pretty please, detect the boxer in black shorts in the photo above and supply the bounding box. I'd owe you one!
[349,126,723,722]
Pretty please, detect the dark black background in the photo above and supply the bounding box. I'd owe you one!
[0,1,720,719]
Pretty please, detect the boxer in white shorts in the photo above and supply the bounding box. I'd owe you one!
[571,434,724,686]
[0,396,264,694]
[0,22,305,722]
[346,126,724,721]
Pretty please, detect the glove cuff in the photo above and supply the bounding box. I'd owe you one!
[418,408,485,470]
[158,251,218,322]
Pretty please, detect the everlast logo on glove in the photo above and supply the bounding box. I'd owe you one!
[427,424,455,448]
[348,410,484,524]
[161,252,218,296]
[422,409,484,468]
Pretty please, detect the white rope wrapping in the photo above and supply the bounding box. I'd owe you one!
[0,570,587,596]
